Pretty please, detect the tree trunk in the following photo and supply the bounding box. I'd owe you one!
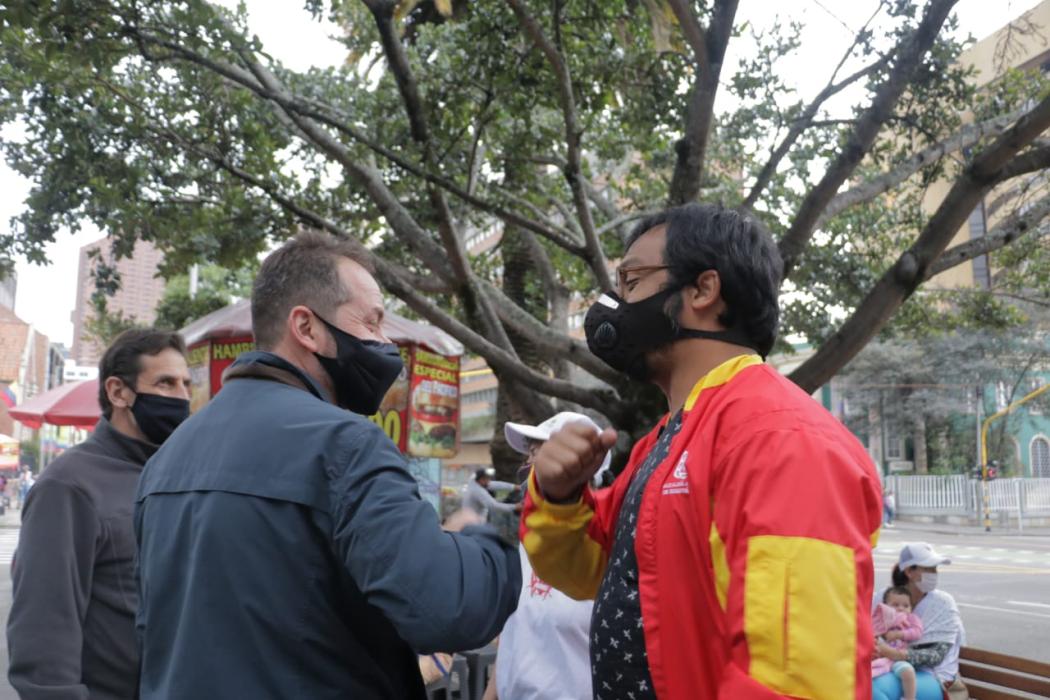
[913,414,928,474]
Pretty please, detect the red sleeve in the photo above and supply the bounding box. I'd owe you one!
[519,422,663,601]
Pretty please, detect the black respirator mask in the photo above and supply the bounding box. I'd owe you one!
[312,313,404,415]
[584,287,760,381]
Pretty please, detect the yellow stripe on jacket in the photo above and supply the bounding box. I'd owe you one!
[521,474,608,601]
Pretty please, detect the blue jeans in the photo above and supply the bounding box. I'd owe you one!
[872,669,943,700]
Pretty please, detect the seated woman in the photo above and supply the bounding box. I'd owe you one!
[872,543,966,700]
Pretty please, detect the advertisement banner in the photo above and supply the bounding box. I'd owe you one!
[407,348,460,458]
[190,336,459,460]
[369,345,412,453]
[187,343,212,414]
[209,338,255,397]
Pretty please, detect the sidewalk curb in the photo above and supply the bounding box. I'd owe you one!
[884,522,1050,538]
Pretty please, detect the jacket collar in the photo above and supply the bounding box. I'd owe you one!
[683,353,763,412]
[223,351,333,403]
[90,417,158,466]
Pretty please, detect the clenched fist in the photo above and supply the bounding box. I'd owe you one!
[532,421,617,502]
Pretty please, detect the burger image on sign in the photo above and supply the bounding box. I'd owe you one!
[409,379,458,457]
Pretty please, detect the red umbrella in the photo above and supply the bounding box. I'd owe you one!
[8,379,100,430]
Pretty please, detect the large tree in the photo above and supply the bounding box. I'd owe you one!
[2,0,1050,462]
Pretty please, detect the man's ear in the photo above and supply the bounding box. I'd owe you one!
[105,376,134,410]
[288,306,324,354]
[685,270,722,313]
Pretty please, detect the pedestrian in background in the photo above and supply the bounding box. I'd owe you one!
[462,467,522,521]
[873,543,967,700]
[885,487,897,526]
[7,329,191,699]
[484,411,610,700]
[17,468,32,507]
[524,204,883,699]
[135,231,520,700]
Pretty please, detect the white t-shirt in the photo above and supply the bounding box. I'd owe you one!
[496,545,593,699]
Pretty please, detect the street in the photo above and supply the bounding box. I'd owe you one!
[876,522,1050,663]
[0,516,1045,699]
[0,511,17,700]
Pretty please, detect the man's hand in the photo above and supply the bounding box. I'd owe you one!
[532,422,617,502]
[443,509,484,532]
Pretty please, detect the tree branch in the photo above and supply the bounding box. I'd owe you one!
[925,193,1050,278]
[505,0,613,291]
[478,279,626,388]
[817,107,1027,226]
[359,4,517,354]
[249,67,459,285]
[788,92,1050,392]
[998,143,1050,181]
[383,272,623,417]
[778,0,960,278]
[742,54,890,209]
[125,26,589,256]
[666,0,739,205]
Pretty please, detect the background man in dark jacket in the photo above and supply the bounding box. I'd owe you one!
[135,231,521,700]
[7,329,192,699]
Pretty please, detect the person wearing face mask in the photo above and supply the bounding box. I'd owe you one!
[8,329,191,700]
[522,203,884,700]
[872,543,967,700]
[134,231,520,700]
[482,412,610,700]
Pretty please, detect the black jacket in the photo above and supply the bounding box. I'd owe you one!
[135,352,520,699]
[8,418,156,700]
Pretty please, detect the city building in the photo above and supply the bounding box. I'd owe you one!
[0,306,51,440]
[864,1,1050,478]
[925,0,1050,291]
[63,358,99,383]
[0,268,17,311]
[70,237,166,366]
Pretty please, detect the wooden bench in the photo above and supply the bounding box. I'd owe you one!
[959,647,1050,699]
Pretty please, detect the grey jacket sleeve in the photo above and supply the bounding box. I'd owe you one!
[7,480,98,699]
[330,423,521,654]
[474,483,519,514]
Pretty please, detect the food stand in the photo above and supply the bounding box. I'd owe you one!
[180,300,463,512]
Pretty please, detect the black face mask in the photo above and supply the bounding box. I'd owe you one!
[312,313,404,415]
[584,288,760,381]
[131,392,190,445]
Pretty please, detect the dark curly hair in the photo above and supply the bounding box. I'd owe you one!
[626,203,783,357]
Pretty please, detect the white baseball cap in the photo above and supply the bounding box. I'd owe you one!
[898,542,951,570]
[505,411,612,475]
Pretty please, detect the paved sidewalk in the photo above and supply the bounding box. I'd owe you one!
[888,518,1050,539]
[0,509,19,529]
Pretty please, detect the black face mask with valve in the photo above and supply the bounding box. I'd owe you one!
[312,312,404,415]
[131,392,190,445]
[583,288,760,382]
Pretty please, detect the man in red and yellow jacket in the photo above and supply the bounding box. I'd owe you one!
[523,204,883,700]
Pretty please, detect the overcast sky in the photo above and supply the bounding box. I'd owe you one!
[0,0,1044,349]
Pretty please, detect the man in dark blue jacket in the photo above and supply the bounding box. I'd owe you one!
[135,231,521,699]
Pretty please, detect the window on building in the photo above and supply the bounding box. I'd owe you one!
[967,202,991,289]
[1031,436,1050,478]
[996,381,1010,411]
[1029,377,1045,415]
[884,420,904,461]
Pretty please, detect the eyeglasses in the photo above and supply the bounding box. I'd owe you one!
[615,264,669,296]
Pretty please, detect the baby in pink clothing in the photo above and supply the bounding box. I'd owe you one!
[872,586,924,700]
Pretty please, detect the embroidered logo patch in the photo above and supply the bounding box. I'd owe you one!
[672,451,688,480]
[663,451,690,495]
